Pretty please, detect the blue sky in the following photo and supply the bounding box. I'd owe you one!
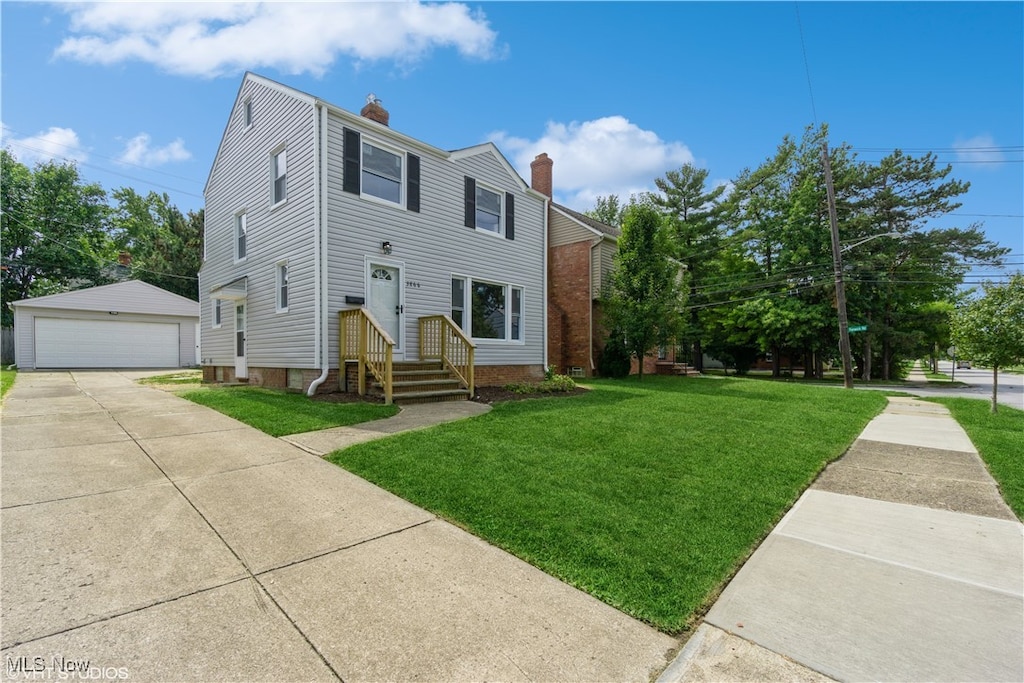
[2,2,1021,281]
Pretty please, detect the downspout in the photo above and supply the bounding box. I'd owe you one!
[542,196,549,375]
[589,236,603,372]
[307,102,330,396]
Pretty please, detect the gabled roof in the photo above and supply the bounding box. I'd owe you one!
[552,203,620,240]
[449,143,547,198]
[207,72,545,201]
[12,280,199,317]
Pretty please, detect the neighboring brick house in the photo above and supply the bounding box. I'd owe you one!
[531,153,691,378]
[530,153,617,378]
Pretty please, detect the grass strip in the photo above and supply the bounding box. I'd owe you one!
[180,386,398,436]
[1,368,16,399]
[328,376,886,633]
[929,398,1024,520]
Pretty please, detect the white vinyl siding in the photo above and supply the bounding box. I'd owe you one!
[200,75,317,370]
[326,120,545,368]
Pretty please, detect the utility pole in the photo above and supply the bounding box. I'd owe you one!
[822,141,854,389]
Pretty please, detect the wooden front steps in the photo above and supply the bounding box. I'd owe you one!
[372,361,471,405]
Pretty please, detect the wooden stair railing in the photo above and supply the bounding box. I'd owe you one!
[339,308,394,405]
[418,315,475,396]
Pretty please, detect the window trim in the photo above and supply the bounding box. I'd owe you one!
[212,299,223,329]
[473,182,504,236]
[275,260,289,313]
[243,98,253,129]
[359,137,405,208]
[450,274,525,345]
[234,211,247,263]
[270,145,288,208]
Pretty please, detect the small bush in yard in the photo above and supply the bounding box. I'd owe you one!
[504,375,577,394]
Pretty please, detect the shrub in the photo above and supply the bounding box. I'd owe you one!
[503,375,578,394]
[599,331,632,378]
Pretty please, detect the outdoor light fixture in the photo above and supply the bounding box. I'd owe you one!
[381,241,392,255]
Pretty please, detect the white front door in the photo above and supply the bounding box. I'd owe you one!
[234,302,247,379]
[367,262,403,356]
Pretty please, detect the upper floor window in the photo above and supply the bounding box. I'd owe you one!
[271,147,287,206]
[475,184,502,234]
[235,212,247,261]
[342,128,420,212]
[243,98,253,128]
[464,177,514,240]
[362,142,402,205]
[276,261,289,312]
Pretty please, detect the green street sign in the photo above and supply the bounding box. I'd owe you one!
[848,325,868,333]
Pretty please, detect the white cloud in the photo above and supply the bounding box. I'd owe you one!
[491,116,695,211]
[54,2,501,78]
[1,123,88,165]
[118,133,192,167]
[953,134,1004,168]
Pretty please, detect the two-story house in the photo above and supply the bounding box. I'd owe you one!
[200,73,548,401]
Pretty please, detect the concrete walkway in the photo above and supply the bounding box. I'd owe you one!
[661,396,1023,682]
[282,400,491,455]
[1,371,675,682]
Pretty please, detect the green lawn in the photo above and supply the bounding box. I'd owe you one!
[1,368,16,399]
[328,376,887,633]
[180,386,398,436]
[929,398,1024,519]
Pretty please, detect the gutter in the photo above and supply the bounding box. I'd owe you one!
[307,102,330,396]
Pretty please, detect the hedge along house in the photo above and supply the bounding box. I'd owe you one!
[201,73,548,401]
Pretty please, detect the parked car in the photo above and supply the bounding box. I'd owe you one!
[956,360,972,369]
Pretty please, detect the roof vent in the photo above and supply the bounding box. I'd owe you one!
[360,93,390,127]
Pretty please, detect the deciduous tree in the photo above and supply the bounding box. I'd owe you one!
[951,274,1024,412]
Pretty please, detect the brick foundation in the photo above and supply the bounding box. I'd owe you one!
[202,366,340,394]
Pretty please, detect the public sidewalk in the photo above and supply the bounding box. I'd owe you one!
[660,396,1023,682]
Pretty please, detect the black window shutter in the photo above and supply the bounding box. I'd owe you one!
[464,177,476,229]
[407,154,420,213]
[504,192,515,240]
[343,128,361,195]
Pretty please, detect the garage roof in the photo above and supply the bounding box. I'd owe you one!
[12,280,199,318]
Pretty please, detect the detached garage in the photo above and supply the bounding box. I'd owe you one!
[12,281,200,370]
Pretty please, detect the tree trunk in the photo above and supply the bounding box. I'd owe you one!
[772,345,781,378]
[803,351,814,379]
[881,336,892,382]
[991,365,999,413]
[862,337,872,381]
[693,339,704,372]
[815,353,824,379]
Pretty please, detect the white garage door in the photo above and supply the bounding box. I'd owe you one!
[35,318,179,368]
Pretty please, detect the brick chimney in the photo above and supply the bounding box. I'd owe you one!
[530,153,553,199]
[118,251,132,266]
[360,93,389,127]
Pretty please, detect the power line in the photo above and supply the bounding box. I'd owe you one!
[794,2,818,125]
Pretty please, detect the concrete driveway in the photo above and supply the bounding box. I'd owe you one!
[1,370,675,682]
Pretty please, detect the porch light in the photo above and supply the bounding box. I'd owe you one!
[381,241,393,255]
